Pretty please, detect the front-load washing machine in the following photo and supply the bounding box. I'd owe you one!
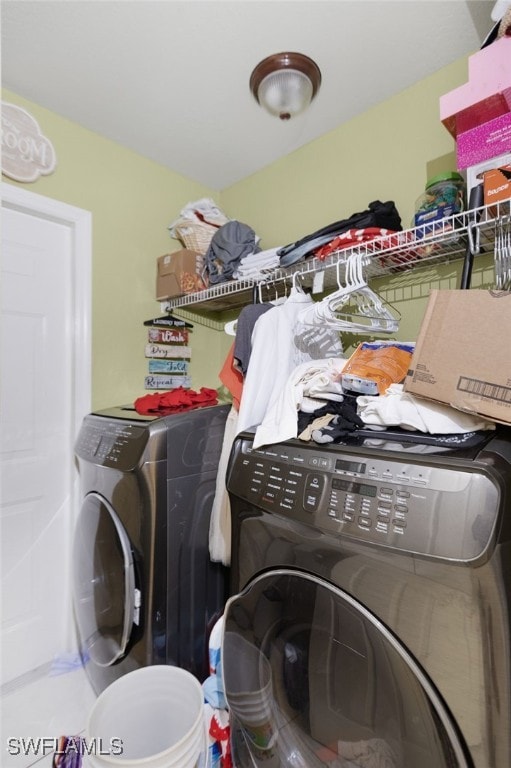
[72,403,230,695]
[222,426,511,768]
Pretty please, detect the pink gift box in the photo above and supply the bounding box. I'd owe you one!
[456,112,511,169]
[440,37,511,139]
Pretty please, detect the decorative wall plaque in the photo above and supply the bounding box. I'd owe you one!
[1,101,57,182]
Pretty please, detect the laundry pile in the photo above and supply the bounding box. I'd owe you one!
[168,197,268,285]
[167,197,230,252]
[168,198,229,235]
[250,353,496,450]
[252,357,348,449]
[277,200,402,267]
[167,199,408,290]
[205,220,261,285]
[209,270,497,566]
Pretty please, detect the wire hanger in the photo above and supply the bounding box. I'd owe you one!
[301,252,399,334]
[291,270,306,295]
[494,214,511,290]
[143,314,194,329]
[224,319,238,336]
[330,253,400,333]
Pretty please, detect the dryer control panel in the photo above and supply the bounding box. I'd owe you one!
[227,436,501,563]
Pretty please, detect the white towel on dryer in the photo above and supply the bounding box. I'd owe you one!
[357,384,496,433]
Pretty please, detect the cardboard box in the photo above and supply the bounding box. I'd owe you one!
[404,290,511,425]
[156,249,206,301]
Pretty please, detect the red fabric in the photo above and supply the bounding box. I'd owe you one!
[314,227,400,259]
[313,227,436,273]
[209,716,232,768]
[209,716,230,742]
[134,386,218,415]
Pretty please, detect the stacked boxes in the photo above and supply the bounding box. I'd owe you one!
[440,37,511,170]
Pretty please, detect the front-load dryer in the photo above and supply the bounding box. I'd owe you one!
[222,427,511,768]
[72,403,230,695]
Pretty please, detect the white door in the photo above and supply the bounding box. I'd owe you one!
[0,183,91,686]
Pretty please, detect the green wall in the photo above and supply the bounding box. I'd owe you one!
[2,56,495,408]
[2,88,228,409]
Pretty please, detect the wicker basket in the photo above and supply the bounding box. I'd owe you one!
[174,219,224,255]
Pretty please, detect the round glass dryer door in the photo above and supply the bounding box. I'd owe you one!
[223,569,473,768]
[72,492,136,667]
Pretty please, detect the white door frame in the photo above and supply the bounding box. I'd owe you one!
[1,182,92,649]
[1,181,92,431]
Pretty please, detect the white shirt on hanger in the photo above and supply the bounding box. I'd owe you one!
[236,288,313,435]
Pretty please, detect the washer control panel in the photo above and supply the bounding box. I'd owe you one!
[227,437,500,562]
[75,417,149,470]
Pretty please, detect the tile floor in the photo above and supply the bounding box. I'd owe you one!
[2,663,97,768]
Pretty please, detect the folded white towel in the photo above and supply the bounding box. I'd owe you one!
[239,246,281,266]
[358,384,496,434]
[234,247,281,279]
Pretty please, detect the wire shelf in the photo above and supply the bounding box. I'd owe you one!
[161,199,510,312]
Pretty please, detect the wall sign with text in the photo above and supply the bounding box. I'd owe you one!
[1,102,57,182]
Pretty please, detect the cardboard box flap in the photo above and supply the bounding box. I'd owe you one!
[404,290,511,425]
[157,253,176,277]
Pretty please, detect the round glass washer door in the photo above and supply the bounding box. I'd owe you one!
[223,568,473,768]
[72,492,136,667]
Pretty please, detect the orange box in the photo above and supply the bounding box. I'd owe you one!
[483,164,511,205]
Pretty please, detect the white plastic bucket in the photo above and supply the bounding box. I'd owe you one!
[222,633,277,751]
[85,665,206,768]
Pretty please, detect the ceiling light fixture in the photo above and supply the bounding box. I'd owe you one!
[250,52,322,121]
